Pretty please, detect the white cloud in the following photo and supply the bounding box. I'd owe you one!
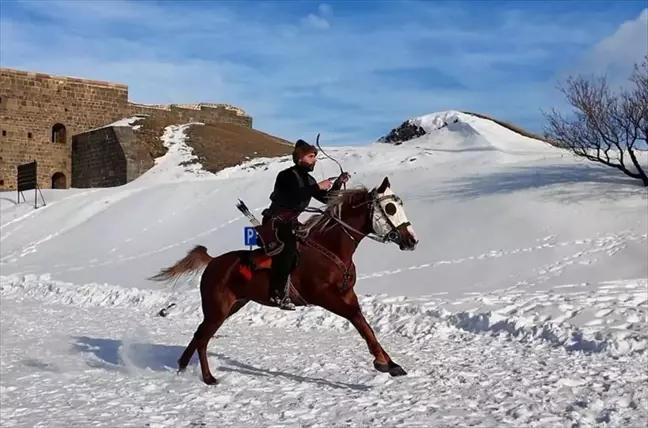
[302,3,332,30]
[303,14,330,30]
[568,8,648,86]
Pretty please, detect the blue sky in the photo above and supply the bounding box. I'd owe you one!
[1,0,646,145]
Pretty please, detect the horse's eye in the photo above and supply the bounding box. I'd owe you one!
[384,202,397,216]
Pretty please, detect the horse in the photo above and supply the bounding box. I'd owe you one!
[149,176,419,385]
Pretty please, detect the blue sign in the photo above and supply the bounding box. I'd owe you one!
[244,227,258,247]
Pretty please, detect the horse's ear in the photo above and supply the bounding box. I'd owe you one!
[377,176,390,193]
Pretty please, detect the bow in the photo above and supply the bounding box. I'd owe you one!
[316,133,349,189]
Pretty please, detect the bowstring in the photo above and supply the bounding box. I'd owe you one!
[315,133,347,190]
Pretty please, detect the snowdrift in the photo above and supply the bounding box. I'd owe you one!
[3,273,646,358]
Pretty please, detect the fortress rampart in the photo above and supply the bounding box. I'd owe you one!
[0,67,252,190]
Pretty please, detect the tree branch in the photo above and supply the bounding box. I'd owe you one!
[542,55,648,186]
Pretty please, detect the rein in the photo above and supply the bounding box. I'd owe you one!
[299,206,358,293]
[298,190,401,293]
[303,205,384,244]
[302,190,403,244]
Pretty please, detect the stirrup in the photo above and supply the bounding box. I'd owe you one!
[270,295,295,310]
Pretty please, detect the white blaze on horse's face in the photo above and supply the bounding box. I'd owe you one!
[371,177,419,251]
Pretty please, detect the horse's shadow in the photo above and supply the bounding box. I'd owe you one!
[71,336,370,391]
[209,351,370,391]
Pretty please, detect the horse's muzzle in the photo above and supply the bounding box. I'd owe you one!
[395,224,419,251]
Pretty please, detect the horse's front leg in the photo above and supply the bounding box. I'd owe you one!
[319,290,407,377]
[349,298,407,376]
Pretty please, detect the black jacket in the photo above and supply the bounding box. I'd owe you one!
[266,165,342,218]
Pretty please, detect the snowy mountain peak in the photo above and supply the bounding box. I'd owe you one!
[377,110,556,155]
[410,110,466,132]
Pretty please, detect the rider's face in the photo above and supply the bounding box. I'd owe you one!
[300,153,317,170]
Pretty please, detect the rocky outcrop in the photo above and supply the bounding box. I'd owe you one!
[377,120,427,145]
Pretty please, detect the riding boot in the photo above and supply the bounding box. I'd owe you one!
[269,273,296,310]
[268,220,297,311]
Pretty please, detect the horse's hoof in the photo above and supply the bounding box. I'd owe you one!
[389,364,407,377]
[374,360,407,376]
[373,360,390,373]
[203,375,218,385]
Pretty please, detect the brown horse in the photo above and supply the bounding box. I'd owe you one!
[149,176,419,385]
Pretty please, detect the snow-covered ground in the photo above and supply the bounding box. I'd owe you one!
[1,110,647,427]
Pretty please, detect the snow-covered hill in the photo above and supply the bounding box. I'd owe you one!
[2,111,647,427]
[378,111,552,150]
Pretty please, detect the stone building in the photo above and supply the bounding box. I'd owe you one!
[0,67,264,191]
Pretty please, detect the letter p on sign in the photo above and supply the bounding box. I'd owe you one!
[244,227,257,246]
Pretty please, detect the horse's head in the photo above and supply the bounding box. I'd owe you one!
[368,177,418,251]
[303,177,418,251]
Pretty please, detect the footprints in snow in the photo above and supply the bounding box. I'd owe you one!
[358,232,647,281]
[40,206,266,274]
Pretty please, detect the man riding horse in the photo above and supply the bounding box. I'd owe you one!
[260,139,350,310]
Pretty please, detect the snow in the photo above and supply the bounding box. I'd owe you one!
[134,123,213,184]
[401,110,567,156]
[82,115,147,134]
[1,112,647,427]
[107,115,145,130]
[413,111,555,152]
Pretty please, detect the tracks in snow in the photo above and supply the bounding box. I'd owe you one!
[2,273,646,358]
[7,223,646,287]
[1,292,647,428]
[359,231,646,282]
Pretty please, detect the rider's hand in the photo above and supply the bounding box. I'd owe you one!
[332,172,350,188]
[318,178,334,190]
[338,172,351,184]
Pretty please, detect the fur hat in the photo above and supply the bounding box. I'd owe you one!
[292,139,318,164]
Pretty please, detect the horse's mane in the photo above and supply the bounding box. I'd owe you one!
[302,186,370,236]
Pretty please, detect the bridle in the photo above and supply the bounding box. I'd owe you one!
[366,191,411,245]
[300,188,409,293]
[302,188,407,246]
[310,133,408,243]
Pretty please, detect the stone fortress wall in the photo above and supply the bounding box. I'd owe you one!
[0,67,252,190]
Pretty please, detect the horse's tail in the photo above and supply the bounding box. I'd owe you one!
[148,245,213,283]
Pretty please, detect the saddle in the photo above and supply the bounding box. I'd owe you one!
[253,210,308,256]
[239,248,273,280]
[238,243,302,280]
[238,210,305,280]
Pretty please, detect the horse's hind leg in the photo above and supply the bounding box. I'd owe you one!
[178,338,197,373]
[195,316,226,385]
[177,318,216,374]
[178,299,247,383]
[177,299,248,372]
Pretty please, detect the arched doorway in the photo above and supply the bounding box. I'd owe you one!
[52,172,67,189]
[52,123,67,144]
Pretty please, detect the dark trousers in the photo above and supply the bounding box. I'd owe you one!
[265,218,298,296]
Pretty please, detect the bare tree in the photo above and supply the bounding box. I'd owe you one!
[542,56,648,187]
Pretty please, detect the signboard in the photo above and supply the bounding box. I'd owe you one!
[16,160,46,209]
[17,161,37,192]
[244,226,258,247]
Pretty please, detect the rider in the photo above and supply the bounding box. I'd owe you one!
[262,138,350,310]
